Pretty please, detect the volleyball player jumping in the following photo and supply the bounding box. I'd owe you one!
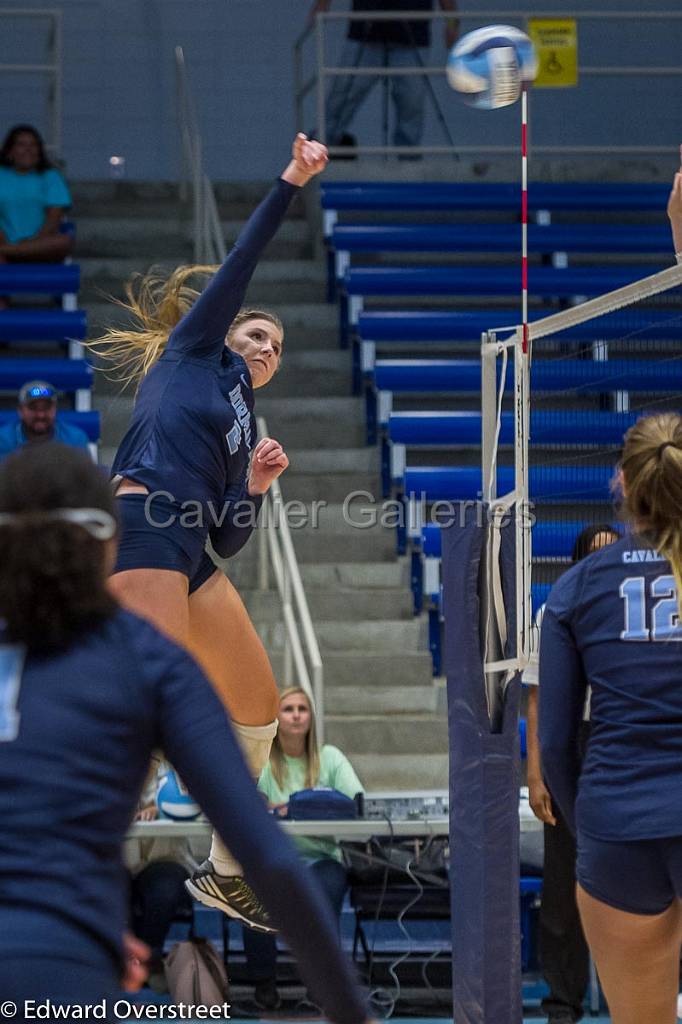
[91,134,328,930]
[539,413,682,1024]
[0,444,368,1023]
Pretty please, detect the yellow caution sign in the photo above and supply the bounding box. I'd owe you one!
[528,18,578,88]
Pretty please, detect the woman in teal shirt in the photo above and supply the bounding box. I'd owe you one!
[0,124,73,270]
[244,686,364,1011]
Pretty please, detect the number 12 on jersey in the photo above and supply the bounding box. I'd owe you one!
[0,644,26,741]
[620,574,682,641]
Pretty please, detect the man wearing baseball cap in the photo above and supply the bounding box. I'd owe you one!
[0,380,90,458]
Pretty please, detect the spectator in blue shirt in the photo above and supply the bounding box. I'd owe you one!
[0,380,89,458]
[0,124,72,291]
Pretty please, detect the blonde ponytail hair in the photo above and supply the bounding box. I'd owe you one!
[621,412,682,616]
[269,687,321,792]
[86,264,283,387]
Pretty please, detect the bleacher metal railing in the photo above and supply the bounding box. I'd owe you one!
[174,46,226,265]
[0,8,62,155]
[294,8,682,158]
[256,417,325,740]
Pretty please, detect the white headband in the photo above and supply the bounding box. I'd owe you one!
[0,507,117,541]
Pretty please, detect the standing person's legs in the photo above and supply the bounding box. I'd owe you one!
[576,834,682,1024]
[242,861,348,1011]
[243,925,280,1011]
[131,861,191,958]
[388,45,426,147]
[243,927,278,984]
[577,887,682,1024]
[310,858,349,927]
[540,806,590,1021]
[325,40,381,143]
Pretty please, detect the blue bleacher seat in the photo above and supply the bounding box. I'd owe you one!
[333,222,672,260]
[0,265,80,295]
[345,263,667,301]
[404,465,615,504]
[384,411,638,495]
[321,181,669,222]
[0,410,100,442]
[0,358,93,411]
[0,310,87,343]
[358,307,682,342]
[0,358,92,391]
[372,357,682,419]
[421,520,612,562]
[341,264,670,348]
[417,520,601,621]
[367,356,678,446]
[355,307,682,385]
[389,410,637,447]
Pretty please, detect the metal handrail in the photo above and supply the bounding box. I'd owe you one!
[0,9,62,155]
[295,8,682,157]
[174,46,226,264]
[256,417,325,741]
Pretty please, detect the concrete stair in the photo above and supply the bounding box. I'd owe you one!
[80,180,446,790]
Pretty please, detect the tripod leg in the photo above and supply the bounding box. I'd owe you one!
[410,43,459,158]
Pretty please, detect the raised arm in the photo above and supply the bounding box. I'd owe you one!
[167,135,328,360]
[156,645,367,1024]
[668,157,682,263]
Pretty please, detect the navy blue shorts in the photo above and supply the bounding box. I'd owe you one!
[114,493,215,593]
[190,550,219,594]
[577,832,682,915]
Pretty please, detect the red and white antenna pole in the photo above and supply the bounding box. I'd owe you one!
[521,81,529,354]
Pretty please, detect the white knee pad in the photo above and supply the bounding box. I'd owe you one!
[210,719,279,877]
[231,718,279,779]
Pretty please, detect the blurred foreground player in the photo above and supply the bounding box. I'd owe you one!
[539,413,682,1024]
[0,444,368,1023]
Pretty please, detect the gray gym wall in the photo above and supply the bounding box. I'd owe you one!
[0,0,678,181]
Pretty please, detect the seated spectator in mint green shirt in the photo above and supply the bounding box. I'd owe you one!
[0,380,90,459]
[0,125,73,283]
[243,687,364,1013]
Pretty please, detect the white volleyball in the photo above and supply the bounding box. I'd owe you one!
[446,25,538,109]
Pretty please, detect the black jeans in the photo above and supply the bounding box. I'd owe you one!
[130,860,192,958]
[243,857,349,983]
[540,721,591,1022]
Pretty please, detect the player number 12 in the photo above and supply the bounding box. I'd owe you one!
[620,574,682,642]
[0,645,26,742]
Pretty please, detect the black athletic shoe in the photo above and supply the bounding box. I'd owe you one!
[185,860,275,933]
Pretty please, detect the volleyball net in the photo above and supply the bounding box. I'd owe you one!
[481,261,682,709]
[444,261,682,1024]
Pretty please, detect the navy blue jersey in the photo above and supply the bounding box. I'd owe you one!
[0,609,366,1024]
[112,178,297,518]
[539,534,682,841]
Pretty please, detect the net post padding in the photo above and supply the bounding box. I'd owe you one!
[443,506,522,1024]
